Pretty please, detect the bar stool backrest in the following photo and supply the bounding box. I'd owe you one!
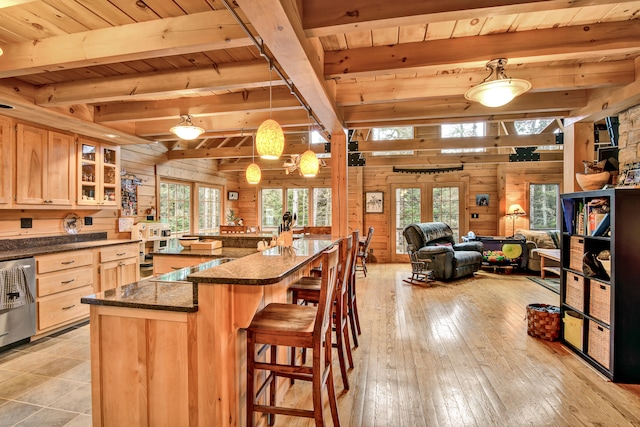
[314,245,340,348]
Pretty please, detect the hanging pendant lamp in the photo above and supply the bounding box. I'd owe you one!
[464,58,531,108]
[246,133,261,184]
[256,63,284,160]
[299,111,319,177]
[170,115,205,140]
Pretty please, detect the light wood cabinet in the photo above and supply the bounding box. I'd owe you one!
[16,124,75,207]
[77,138,120,208]
[99,243,140,292]
[35,250,95,333]
[0,116,13,207]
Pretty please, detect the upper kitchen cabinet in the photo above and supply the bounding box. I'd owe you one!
[0,117,13,207]
[15,124,75,207]
[77,138,120,208]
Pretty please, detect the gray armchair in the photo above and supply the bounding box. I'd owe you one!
[402,222,483,280]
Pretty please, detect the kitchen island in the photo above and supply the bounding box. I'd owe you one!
[82,238,334,427]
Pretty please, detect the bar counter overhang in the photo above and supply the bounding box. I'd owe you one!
[82,238,335,427]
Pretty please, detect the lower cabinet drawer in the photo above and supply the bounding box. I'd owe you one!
[38,266,94,297]
[37,285,93,331]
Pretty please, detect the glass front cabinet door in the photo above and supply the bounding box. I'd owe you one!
[78,139,120,207]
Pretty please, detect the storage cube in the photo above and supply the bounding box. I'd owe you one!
[588,321,611,370]
[589,279,611,325]
[565,271,584,311]
[569,236,584,271]
[563,311,583,350]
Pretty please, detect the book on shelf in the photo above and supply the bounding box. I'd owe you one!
[591,213,610,236]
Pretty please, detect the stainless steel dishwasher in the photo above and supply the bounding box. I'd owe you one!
[0,257,36,350]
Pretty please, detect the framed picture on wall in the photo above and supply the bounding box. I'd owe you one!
[365,191,384,213]
[476,194,489,206]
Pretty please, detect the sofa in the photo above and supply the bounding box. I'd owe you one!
[514,229,561,271]
[402,222,483,280]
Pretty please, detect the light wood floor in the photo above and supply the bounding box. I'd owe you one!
[275,264,640,426]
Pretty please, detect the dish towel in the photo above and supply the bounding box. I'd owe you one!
[0,265,34,310]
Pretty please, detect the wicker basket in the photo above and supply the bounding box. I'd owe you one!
[526,304,560,341]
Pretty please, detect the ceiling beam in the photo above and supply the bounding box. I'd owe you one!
[93,87,301,123]
[0,10,254,78]
[325,20,640,78]
[235,0,345,134]
[346,112,567,129]
[218,158,333,172]
[167,142,326,160]
[343,91,587,124]
[302,0,639,37]
[356,134,558,152]
[335,61,635,106]
[36,60,280,106]
[364,152,563,167]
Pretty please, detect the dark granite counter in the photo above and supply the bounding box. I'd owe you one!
[188,238,334,285]
[81,238,335,311]
[183,232,276,248]
[152,245,256,259]
[0,234,140,262]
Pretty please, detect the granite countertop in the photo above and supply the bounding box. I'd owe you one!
[153,246,257,258]
[81,278,197,313]
[0,238,140,262]
[188,238,335,285]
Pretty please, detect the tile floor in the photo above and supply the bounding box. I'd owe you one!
[0,322,92,427]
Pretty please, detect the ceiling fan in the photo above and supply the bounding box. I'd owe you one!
[282,154,327,175]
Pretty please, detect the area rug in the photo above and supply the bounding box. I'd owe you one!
[527,276,560,294]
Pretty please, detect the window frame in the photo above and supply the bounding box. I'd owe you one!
[158,178,223,236]
[527,182,560,231]
[259,185,332,231]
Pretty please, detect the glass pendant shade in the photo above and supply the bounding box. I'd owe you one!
[465,79,531,108]
[464,58,531,108]
[246,162,261,184]
[170,115,205,140]
[256,119,284,160]
[299,150,319,177]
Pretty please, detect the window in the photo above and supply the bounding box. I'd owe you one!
[160,181,191,235]
[529,184,559,230]
[313,188,332,226]
[433,187,460,241]
[261,189,283,230]
[372,126,414,140]
[198,186,221,233]
[260,187,331,230]
[441,122,485,138]
[287,188,309,226]
[395,188,421,254]
[514,119,554,135]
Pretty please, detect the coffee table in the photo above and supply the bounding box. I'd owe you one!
[535,248,561,279]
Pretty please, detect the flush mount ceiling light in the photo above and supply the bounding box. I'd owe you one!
[246,133,261,185]
[464,58,531,108]
[170,115,205,140]
[256,63,284,160]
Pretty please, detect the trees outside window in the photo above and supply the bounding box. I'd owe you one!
[160,181,191,234]
[372,126,413,140]
[261,189,283,230]
[261,187,331,230]
[198,186,221,233]
[287,188,309,226]
[395,188,421,253]
[433,187,460,241]
[441,122,485,138]
[530,184,558,229]
[313,188,332,226]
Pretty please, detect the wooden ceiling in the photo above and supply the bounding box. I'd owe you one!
[0,0,639,168]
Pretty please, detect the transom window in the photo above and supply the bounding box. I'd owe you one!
[372,126,414,140]
[515,119,554,135]
[441,122,485,138]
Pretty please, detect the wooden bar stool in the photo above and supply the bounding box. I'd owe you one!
[348,230,362,347]
[289,236,354,390]
[246,245,341,427]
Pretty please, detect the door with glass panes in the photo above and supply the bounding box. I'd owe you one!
[391,183,467,262]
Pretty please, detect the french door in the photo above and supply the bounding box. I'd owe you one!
[390,182,467,262]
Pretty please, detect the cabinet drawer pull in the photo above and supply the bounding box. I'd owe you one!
[61,279,75,284]
[597,325,604,332]
[61,260,75,265]
[118,262,125,267]
[116,252,126,256]
[171,266,182,270]
[61,304,76,310]
[600,284,606,290]
[573,276,579,282]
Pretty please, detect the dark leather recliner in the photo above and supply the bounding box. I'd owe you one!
[402,222,483,280]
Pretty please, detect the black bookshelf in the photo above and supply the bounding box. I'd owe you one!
[560,188,640,383]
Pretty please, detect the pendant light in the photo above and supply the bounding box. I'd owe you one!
[170,115,205,140]
[299,111,319,177]
[256,62,284,160]
[246,133,261,185]
[464,58,531,108]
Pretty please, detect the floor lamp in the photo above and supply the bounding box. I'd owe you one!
[507,203,526,237]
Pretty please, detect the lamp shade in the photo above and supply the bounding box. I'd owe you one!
[507,203,526,216]
[170,115,205,140]
[299,150,319,177]
[465,79,531,108]
[256,119,284,160]
[245,162,261,184]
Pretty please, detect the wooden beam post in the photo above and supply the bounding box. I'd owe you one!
[331,132,348,238]
[563,122,594,192]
